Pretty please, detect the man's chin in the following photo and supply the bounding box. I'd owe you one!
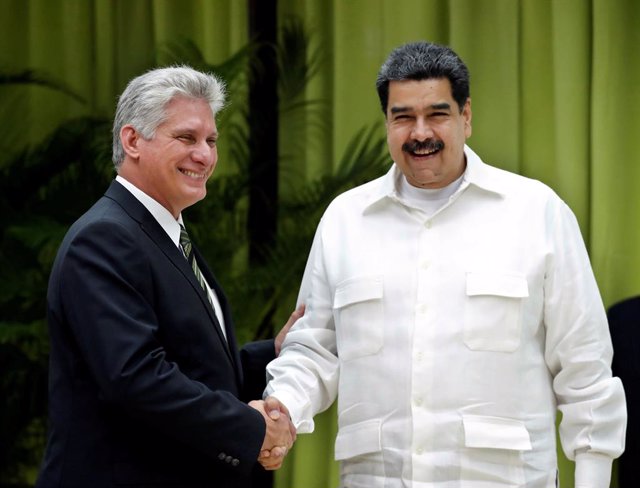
[179,191,207,211]
[406,175,438,188]
[409,165,458,187]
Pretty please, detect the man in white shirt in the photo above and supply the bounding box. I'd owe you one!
[264,41,627,487]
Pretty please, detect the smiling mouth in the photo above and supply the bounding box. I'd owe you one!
[403,139,444,158]
[412,147,440,157]
[179,169,207,180]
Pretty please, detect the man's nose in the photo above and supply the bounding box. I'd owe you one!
[411,118,434,141]
[191,141,216,164]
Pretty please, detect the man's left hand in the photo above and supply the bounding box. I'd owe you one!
[275,304,305,356]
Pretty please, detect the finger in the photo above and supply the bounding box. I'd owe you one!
[268,409,280,420]
[264,396,282,420]
[283,304,305,329]
[263,461,283,471]
[289,304,305,323]
[259,454,283,470]
[270,446,287,458]
[259,459,281,470]
[263,445,290,470]
[268,396,291,417]
[248,399,264,410]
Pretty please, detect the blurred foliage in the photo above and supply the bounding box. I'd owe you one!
[0,68,112,485]
[0,17,388,484]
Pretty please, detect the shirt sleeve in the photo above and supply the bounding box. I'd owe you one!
[264,221,339,433]
[542,198,627,486]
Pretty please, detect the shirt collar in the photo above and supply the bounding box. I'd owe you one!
[461,145,508,195]
[364,145,507,212]
[115,175,184,248]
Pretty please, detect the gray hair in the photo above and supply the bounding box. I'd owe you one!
[112,65,226,168]
[376,41,470,115]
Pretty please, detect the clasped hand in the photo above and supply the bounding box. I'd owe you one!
[249,396,296,470]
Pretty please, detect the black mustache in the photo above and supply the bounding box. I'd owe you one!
[402,139,444,153]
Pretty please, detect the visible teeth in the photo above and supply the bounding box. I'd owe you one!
[181,169,204,179]
[414,148,437,155]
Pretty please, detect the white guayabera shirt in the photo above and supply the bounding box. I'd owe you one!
[265,146,626,488]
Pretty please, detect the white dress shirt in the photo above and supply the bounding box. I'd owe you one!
[115,175,226,339]
[265,146,626,488]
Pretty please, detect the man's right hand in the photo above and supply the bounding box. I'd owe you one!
[249,397,296,470]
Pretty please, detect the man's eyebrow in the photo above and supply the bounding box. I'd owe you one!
[389,102,452,114]
[389,106,411,114]
[171,127,219,138]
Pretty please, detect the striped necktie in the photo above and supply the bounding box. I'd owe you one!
[179,224,214,309]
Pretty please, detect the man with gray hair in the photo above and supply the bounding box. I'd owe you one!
[264,41,627,487]
[36,65,299,488]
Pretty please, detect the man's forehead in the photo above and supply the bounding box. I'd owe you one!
[389,102,452,113]
[387,79,456,110]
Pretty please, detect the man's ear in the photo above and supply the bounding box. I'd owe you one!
[120,125,142,160]
[463,98,472,139]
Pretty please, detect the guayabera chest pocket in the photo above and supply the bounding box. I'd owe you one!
[333,275,384,361]
[463,272,529,352]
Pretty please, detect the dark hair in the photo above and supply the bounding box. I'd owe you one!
[376,41,470,114]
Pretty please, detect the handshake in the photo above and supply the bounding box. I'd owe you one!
[249,396,296,470]
[247,304,304,470]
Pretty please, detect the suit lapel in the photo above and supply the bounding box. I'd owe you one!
[103,181,237,368]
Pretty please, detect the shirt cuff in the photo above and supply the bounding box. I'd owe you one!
[264,389,315,434]
[574,452,613,488]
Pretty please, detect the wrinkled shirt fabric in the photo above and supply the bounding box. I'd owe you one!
[266,146,626,488]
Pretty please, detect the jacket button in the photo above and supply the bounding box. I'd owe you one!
[218,452,226,461]
[232,459,240,467]
[225,455,233,463]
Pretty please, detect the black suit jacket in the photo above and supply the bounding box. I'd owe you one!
[608,296,640,486]
[36,181,274,488]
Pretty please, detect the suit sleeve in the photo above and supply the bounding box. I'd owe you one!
[239,339,276,401]
[53,218,265,474]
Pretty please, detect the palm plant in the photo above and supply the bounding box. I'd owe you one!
[0,70,106,485]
